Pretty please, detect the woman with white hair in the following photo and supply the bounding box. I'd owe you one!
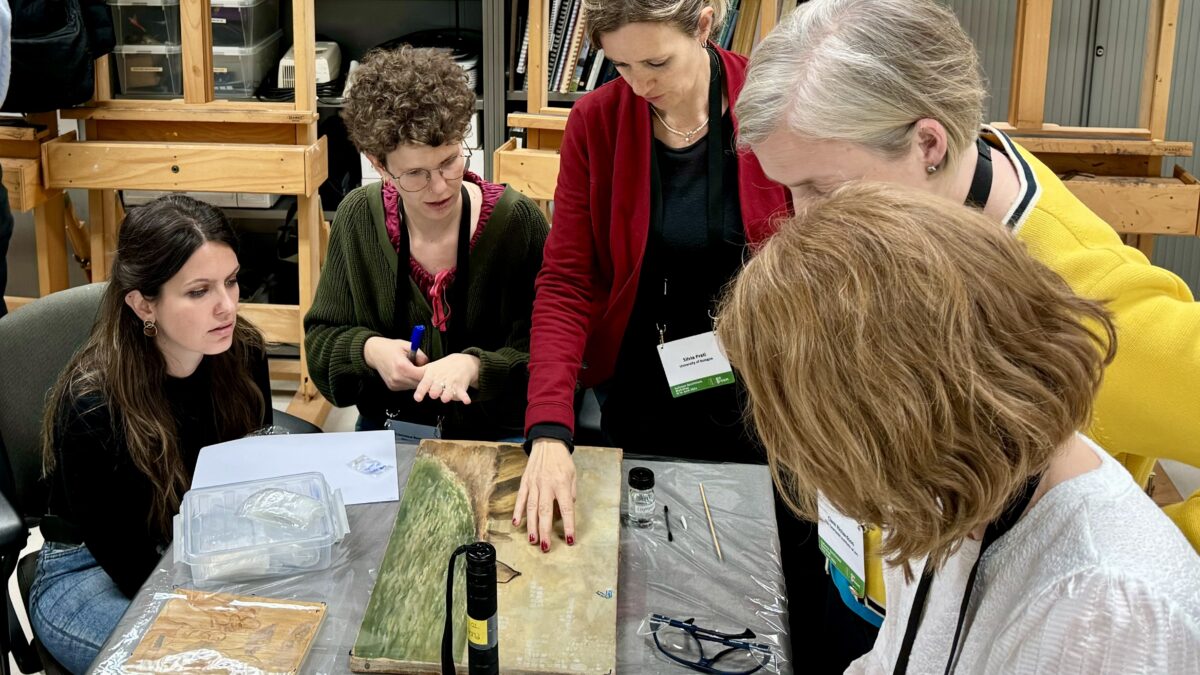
[736,0,1200,668]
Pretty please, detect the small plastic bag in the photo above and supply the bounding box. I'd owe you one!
[348,453,393,476]
[245,425,292,437]
[237,488,325,531]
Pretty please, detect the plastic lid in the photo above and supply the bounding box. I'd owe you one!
[108,0,180,6]
[629,467,655,490]
[212,29,283,56]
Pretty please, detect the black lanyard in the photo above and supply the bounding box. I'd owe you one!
[965,137,993,209]
[892,474,1041,675]
[392,185,472,352]
[646,47,725,343]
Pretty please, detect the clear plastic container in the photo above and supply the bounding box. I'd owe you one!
[173,472,350,585]
[113,43,183,98]
[211,0,280,48]
[236,193,282,208]
[123,190,239,207]
[108,0,181,46]
[212,30,283,99]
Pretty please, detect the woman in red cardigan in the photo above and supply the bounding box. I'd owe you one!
[513,0,789,551]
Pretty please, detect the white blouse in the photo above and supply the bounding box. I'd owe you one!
[848,436,1200,674]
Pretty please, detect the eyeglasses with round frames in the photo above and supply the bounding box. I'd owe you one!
[382,147,473,193]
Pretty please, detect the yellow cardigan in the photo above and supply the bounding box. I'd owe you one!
[861,139,1200,607]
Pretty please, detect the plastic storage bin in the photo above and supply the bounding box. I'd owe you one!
[113,44,183,98]
[123,191,279,208]
[213,30,283,99]
[211,0,280,48]
[108,0,181,46]
[237,193,282,208]
[174,472,350,585]
[123,190,239,207]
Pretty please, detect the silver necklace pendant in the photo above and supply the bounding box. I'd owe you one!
[652,105,709,144]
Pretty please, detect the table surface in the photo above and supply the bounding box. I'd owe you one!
[91,444,792,674]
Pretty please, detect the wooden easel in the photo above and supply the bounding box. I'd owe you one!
[42,1,332,426]
[494,0,782,203]
[998,0,1199,258]
[1,113,73,313]
[1000,0,1195,500]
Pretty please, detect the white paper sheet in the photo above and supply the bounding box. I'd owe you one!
[192,430,399,505]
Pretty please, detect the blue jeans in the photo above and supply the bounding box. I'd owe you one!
[29,542,131,675]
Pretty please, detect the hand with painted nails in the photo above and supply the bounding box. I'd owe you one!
[512,438,577,552]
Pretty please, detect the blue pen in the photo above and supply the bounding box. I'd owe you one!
[407,325,426,364]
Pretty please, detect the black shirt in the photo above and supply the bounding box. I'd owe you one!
[602,111,759,461]
[44,350,271,597]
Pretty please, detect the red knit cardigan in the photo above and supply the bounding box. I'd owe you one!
[525,46,791,434]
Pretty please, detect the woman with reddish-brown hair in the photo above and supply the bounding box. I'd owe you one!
[718,182,1200,674]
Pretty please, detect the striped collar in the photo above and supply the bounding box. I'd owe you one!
[980,124,1043,233]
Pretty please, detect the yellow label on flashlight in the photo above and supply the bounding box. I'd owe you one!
[468,617,487,645]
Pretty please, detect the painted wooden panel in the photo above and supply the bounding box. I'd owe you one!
[352,440,621,674]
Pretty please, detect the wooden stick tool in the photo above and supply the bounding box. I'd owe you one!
[699,482,723,562]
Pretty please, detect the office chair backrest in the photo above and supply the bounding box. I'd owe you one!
[0,283,106,521]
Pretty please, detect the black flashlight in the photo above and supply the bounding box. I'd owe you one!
[465,542,499,674]
[442,542,499,675]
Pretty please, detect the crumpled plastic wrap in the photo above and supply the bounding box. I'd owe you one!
[615,457,791,673]
[237,487,328,531]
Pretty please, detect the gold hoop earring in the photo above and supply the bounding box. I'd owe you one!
[143,320,158,337]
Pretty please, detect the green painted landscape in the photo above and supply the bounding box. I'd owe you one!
[351,440,622,674]
[352,454,476,666]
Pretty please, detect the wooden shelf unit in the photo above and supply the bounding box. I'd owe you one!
[1001,0,1198,254]
[494,0,785,202]
[1,114,71,309]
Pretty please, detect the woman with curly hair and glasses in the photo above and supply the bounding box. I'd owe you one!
[717,183,1200,674]
[305,46,549,439]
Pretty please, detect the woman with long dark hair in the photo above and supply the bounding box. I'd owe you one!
[30,195,271,673]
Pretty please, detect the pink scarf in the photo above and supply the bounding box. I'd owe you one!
[382,173,501,330]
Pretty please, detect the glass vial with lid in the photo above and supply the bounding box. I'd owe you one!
[628,467,656,528]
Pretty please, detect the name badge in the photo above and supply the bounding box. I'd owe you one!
[817,494,867,598]
[384,419,441,444]
[656,331,735,398]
